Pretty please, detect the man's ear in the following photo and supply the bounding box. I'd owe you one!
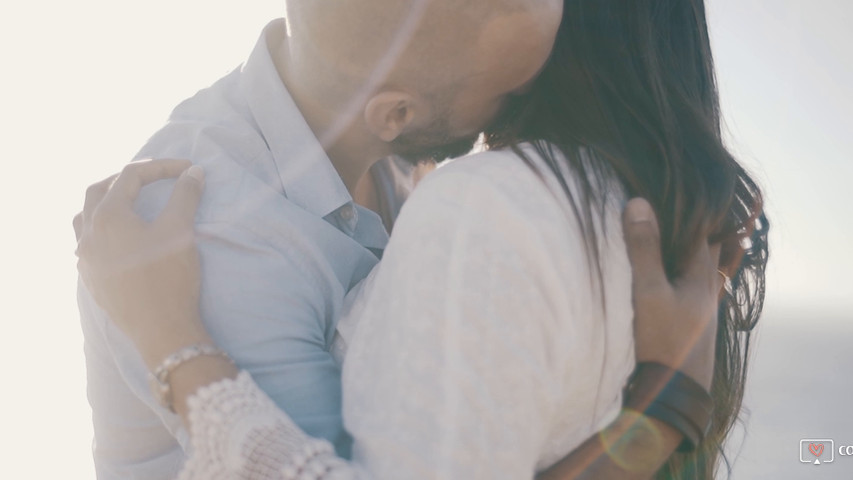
[364,91,423,142]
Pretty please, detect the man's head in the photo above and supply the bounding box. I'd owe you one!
[283,0,562,165]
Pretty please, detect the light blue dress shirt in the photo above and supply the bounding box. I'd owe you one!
[78,19,391,480]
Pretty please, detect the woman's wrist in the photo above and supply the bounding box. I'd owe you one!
[132,314,213,371]
[169,353,240,419]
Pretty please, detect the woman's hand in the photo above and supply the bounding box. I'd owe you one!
[74,159,212,369]
[621,198,723,390]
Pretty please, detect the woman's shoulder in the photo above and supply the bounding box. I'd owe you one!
[427,144,545,187]
[415,144,556,203]
[410,142,619,222]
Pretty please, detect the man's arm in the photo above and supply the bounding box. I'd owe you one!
[79,283,187,480]
[192,221,350,453]
[538,198,722,480]
[77,160,359,460]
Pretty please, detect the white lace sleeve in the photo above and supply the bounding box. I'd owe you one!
[179,371,360,480]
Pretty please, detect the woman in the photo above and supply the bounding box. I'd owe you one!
[76,0,767,478]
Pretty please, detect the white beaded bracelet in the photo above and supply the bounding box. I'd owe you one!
[148,344,233,412]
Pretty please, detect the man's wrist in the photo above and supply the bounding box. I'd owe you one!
[636,334,715,392]
[623,362,714,452]
[602,408,684,472]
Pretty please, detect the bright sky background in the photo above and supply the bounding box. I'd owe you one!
[0,1,850,478]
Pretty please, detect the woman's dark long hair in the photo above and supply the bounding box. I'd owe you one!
[485,1,769,478]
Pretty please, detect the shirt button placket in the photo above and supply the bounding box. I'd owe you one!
[339,204,355,221]
[338,204,357,234]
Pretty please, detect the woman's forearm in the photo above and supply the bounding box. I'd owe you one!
[165,349,684,480]
[169,354,240,420]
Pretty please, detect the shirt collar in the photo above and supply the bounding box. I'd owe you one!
[240,19,352,219]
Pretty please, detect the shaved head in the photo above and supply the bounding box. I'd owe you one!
[284,0,560,105]
[275,0,561,183]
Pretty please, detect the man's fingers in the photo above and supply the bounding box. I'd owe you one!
[709,242,721,266]
[709,243,726,293]
[683,239,711,283]
[622,198,668,290]
[684,236,725,282]
[106,159,193,206]
[162,165,205,224]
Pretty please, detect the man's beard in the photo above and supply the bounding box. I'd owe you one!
[390,121,479,166]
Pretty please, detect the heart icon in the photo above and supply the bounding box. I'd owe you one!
[809,443,825,457]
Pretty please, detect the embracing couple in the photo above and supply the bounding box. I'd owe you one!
[74,1,768,479]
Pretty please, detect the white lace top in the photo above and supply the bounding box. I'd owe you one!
[179,145,637,479]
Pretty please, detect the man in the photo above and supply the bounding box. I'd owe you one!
[78,2,562,478]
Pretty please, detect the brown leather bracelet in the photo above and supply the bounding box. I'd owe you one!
[623,362,714,452]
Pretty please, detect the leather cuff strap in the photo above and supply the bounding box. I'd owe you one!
[624,362,714,452]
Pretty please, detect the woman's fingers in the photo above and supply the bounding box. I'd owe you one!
[76,159,195,258]
[104,159,193,206]
[84,174,118,217]
[622,198,669,292]
[74,173,118,241]
[73,213,83,242]
[73,160,207,368]
[162,165,205,225]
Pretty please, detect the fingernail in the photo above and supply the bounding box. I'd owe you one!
[627,200,652,222]
[186,165,205,183]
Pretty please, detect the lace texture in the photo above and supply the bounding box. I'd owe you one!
[179,371,351,480]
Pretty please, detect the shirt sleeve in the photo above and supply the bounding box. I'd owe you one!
[191,220,351,455]
[176,158,583,479]
[79,282,187,480]
[80,171,372,477]
[79,218,354,474]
